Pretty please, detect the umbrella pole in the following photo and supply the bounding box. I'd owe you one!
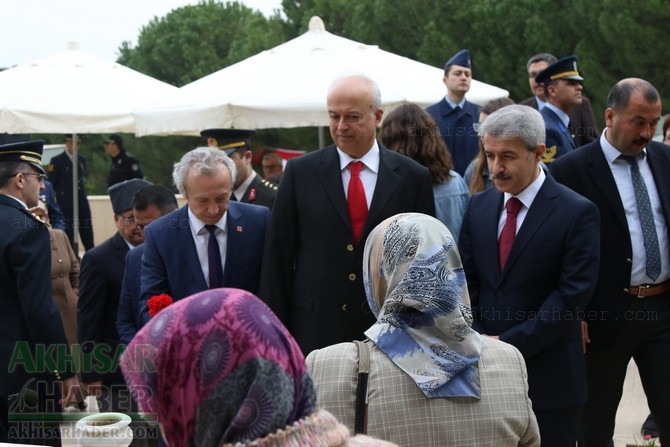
[318,126,325,148]
[72,133,80,256]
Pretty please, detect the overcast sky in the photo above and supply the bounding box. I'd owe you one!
[1,0,283,68]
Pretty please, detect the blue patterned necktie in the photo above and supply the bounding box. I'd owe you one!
[205,224,223,288]
[621,155,661,281]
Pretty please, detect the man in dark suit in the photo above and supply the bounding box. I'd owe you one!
[140,147,270,323]
[0,141,82,444]
[47,134,95,252]
[459,104,600,446]
[550,78,670,446]
[201,128,277,209]
[261,74,435,355]
[426,49,480,175]
[116,185,178,345]
[520,52,599,147]
[77,178,153,446]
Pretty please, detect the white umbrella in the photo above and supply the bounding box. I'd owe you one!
[133,16,508,136]
[0,44,177,133]
[0,43,178,252]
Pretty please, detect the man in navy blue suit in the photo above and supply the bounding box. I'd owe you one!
[140,147,269,323]
[426,49,480,175]
[534,55,584,164]
[551,78,670,445]
[459,105,600,446]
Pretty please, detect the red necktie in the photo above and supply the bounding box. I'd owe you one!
[498,197,522,269]
[347,161,368,244]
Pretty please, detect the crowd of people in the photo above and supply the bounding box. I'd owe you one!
[0,45,668,447]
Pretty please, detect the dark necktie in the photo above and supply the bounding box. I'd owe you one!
[621,155,661,281]
[205,224,223,288]
[347,161,368,244]
[498,197,522,269]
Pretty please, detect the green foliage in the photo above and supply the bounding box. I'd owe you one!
[118,0,286,86]
[94,0,668,194]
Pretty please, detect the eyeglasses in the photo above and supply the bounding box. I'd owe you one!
[13,172,47,182]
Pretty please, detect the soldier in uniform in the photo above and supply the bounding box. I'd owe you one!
[425,49,480,176]
[104,134,144,188]
[534,55,584,164]
[48,134,95,252]
[200,128,277,209]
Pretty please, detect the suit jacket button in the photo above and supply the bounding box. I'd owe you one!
[346,244,354,252]
[342,304,348,311]
[496,290,503,297]
[623,288,629,293]
[348,273,356,281]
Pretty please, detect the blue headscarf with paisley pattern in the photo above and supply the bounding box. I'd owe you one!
[363,213,483,398]
[121,288,315,447]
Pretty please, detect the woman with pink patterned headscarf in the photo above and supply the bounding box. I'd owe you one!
[121,288,396,447]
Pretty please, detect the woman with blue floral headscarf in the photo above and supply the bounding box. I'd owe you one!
[121,288,397,447]
[307,213,540,446]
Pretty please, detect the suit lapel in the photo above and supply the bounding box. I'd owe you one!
[587,142,629,232]
[500,178,559,281]
[364,146,401,237]
[479,191,505,276]
[647,144,670,233]
[223,202,243,284]
[316,146,352,230]
[174,206,208,289]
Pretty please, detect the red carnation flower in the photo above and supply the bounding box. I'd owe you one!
[148,294,173,317]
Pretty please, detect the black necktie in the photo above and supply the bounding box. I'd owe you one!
[205,224,223,288]
[621,155,661,280]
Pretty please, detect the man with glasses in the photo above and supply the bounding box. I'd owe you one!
[77,178,153,446]
[0,141,84,444]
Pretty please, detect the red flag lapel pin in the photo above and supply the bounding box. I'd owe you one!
[248,188,257,201]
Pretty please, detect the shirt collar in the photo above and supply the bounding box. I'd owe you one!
[337,140,380,174]
[445,96,466,110]
[600,129,648,165]
[233,170,257,200]
[187,207,227,235]
[544,102,570,128]
[504,165,546,209]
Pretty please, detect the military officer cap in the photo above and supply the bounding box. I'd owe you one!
[535,55,584,84]
[200,128,256,155]
[445,49,472,69]
[108,178,152,214]
[105,134,124,149]
[0,140,47,174]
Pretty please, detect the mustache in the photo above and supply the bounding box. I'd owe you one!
[490,172,511,180]
[633,138,650,146]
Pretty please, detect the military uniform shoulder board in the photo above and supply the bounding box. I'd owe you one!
[261,179,278,190]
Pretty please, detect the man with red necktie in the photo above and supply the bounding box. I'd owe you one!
[261,74,435,355]
[459,104,600,447]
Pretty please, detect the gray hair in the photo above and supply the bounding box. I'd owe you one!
[479,104,546,150]
[329,73,382,110]
[172,146,237,196]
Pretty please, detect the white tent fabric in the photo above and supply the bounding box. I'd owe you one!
[133,16,508,136]
[0,46,177,134]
